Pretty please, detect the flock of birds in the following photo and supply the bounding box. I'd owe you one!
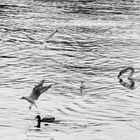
[19,66,136,128]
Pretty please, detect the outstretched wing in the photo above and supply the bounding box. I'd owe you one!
[40,84,52,94]
[36,80,45,87]
[29,84,52,100]
[45,29,58,41]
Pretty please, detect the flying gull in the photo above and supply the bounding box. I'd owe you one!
[20,80,52,109]
[24,28,58,46]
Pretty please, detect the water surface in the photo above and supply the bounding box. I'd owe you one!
[0,0,140,140]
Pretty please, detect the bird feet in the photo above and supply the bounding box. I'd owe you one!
[29,104,33,110]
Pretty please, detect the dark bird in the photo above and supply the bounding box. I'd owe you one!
[35,115,56,128]
[20,80,52,109]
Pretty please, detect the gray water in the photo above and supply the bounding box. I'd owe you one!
[0,0,140,139]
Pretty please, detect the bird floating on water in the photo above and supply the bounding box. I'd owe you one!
[118,67,135,90]
[20,80,52,109]
[35,115,56,128]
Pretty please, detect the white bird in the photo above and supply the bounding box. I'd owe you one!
[20,80,52,109]
[25,28,58,46]
[118,67,135,79]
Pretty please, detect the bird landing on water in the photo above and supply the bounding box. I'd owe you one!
[20,80,52,109]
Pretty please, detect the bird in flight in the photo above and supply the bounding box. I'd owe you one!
[20,80,52,109]
[25,28,58,46]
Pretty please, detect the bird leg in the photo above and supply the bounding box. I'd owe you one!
[29,103,37,109]
[29,104,33,110]
[34,103,37,108]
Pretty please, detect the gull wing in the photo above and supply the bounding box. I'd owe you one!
[36,80,45,87]
[25,34,36,41]
[29,84,52,100]
[40,84,52,94]
[45,29,58,41]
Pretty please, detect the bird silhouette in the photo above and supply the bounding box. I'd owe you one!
[20,80,52,109]
[35,115,56,128]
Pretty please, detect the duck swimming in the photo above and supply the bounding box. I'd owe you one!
[20,80,52,109]
[35,115,56,128]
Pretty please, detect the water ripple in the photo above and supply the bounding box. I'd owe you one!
[0,0,140,139]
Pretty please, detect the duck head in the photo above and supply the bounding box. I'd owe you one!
[35,115,41,128]
[35,115,41,121]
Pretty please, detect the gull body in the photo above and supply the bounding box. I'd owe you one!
[20,80,52,109]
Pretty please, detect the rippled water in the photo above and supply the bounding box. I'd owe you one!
[0,0,140,139]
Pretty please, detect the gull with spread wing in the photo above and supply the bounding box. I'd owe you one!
[20,80,52,109]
